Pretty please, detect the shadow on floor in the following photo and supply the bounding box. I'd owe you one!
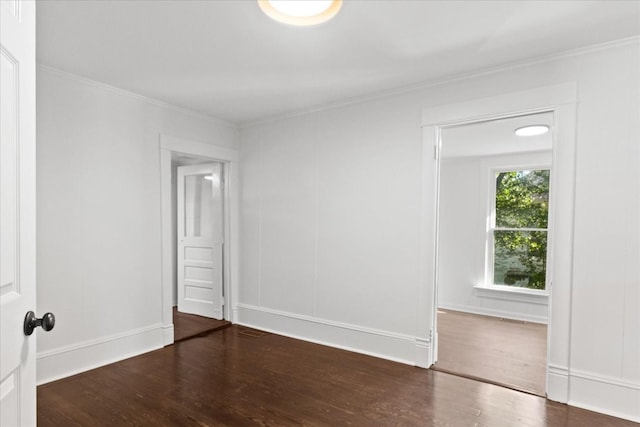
[173,306,231,342]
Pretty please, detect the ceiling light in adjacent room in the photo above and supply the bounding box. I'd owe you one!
[514,125,550,136]
[204,175,220,186]
[258,0,342,26]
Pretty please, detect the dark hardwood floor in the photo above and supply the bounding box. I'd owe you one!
[37,325,636,426]
[434,309,547,396]
[173,306,231,342]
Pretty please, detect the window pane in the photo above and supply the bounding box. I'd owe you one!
[495,170,550,228]
[185,174,214,238]
[493,230,547,289]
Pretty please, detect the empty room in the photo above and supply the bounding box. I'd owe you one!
[1,0,639,425]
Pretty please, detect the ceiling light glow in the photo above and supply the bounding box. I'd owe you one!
[258,0,342,26]
[204,175,220,186]
[270,0,333,17]
[515,125,550,137]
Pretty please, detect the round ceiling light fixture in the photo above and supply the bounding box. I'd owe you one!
[514,125,550,137]
[258,0,342,26]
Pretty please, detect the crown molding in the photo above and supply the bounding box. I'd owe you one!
[36,34,639,131]
[241,35,640,129]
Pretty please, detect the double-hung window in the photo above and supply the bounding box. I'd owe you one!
[489,169,550,290]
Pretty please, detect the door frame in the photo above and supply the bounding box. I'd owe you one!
[159,134,239,345]
[418,83,578,403]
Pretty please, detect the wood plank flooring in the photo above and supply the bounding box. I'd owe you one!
[173,306,231,342]
[37,325,637,426]
[434,309,547,396]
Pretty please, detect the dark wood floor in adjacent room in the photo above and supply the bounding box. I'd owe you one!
[37,326,636,427]
[434,309,547,396]
[172,306,231,342]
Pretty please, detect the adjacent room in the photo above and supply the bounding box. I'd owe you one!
[1,0,639,425]
[433,112,553,396]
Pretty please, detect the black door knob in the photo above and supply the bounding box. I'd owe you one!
[23,311,55,336]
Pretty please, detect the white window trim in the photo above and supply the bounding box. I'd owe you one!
[481,164,552,294]
[473,283,549,304]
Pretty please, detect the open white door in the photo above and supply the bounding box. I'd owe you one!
[1,1,38,425]
[177,163,224,319]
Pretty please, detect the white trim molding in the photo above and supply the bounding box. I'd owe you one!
[161,134,239,162]
[162,324,174,347]
[438,303,548,325]
[421,83,577,127]
[243,36,639,129]
[547,364,569,402]
[568,370,640,423]
[472,285,549,306]
[236,304,428,367]
[420,82,579,404]
[36,324,164,385]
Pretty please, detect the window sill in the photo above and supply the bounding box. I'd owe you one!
[473,284,549,305]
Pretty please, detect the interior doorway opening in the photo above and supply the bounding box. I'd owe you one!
[171,155,232,341]
[160,134,240,347]
[431,111,554,396]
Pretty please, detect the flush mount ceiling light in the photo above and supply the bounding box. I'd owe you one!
[514,125,550,137]
[258,0,342,26]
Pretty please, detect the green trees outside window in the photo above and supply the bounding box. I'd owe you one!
[492,169,550,290]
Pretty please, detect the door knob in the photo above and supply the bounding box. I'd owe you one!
[23,311,55,336]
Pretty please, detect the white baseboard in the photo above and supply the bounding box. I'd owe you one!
[163,324,174,346]
[236,304,427,366]
[547,364,569,403]
[438,303,548,324]
[415,338,432,368]
[37,323,164,385]
[568,369,640,423]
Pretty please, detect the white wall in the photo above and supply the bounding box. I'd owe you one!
[35,66,238,384]
[238,40,640,421]
[438,152,552,323]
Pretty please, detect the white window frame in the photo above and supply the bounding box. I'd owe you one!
[482,164,552,295]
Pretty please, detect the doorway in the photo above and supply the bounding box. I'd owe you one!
[431,112,553,396]
[418,84,578,403]
[171,156,232,341]
[159,134,239,346]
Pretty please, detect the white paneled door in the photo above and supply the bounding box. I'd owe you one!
[177,164,224,319]
[1,1,37,425]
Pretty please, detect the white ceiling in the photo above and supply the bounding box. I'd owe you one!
[441,111,553,159]
[36,1,640,125]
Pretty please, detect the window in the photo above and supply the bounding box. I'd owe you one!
[489,169,550,290]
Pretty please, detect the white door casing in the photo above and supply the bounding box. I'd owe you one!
[177,163,224,319]
[419,83,578,403]
[159,135,239,346]
[1,1,37,425]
